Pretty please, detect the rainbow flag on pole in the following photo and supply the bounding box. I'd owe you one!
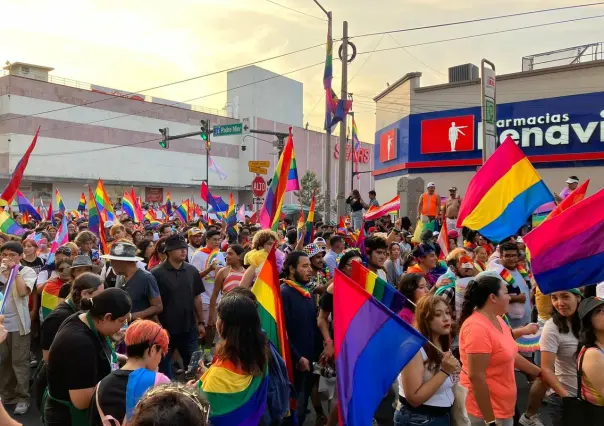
[0,210,25,236]
[351,261,407,311]
[77,192,86,212]
[174,200,190,223]
[55,189,66,213]
[524,188,604,294]
[457,136,554,242]
[87,185,100,238]
[16,191,42,222]
[258,132,299,231]
[0,128,39,205]
[225,193,237,226]
[364,195,400,221]
[122,190,137,220]
[303,193,316,245]
[95,178,115,221]
[334,270,425,426]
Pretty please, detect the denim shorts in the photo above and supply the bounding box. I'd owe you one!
[393,407,450,426]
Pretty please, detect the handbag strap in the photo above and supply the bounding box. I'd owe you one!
[576,347,587,401]
[95,379,127,426]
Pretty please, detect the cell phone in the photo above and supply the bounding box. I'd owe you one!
[186,350,204,379]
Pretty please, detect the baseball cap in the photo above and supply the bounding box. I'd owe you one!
[449,186,458,191]
[303,243,325,258]
[188,227,203,237]
[578,297,604,320]
[313,237,327,247]
[566,176,579,184]
[427,182,436,188]
[448,230,459,239]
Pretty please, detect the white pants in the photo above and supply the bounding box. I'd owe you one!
[351,210,363,230]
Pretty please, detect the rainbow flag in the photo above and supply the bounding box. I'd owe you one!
[355,225,366,262]
[436,219,450,260]
[174,200,190,223]
[122,190,137,220]
[364,195,400,221]
[351,261,407,310]
[95,178,115,221]
[337,217,348,234]
[0,210,25,236]
[16,191,41,222]
[145,209,157,222]
[148,219,162,229]
[47,214,69,264]
[55,189,66,213]
[131,188,144,223]
[41,279,65,320]
[334,270,426,426]
[165,191,173,216]
[201,182,229,213]
[297,210,305,239]
[77,192,86,212]
[457,136,553,242]
[87,185,100,238]
[198,359,268,426]
[545,179,589,222]
[46,201,54,224]
[258,134,298,231]
[98,210,110,255]
[0,128,39,205]
[251,248,294,403]
[225,193,237,226]
[286,147,300,192]
[524,188,604,294]
[303,193,316,245]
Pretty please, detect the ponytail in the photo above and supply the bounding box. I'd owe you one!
[70,272,103,310]
[84,287,131,320]
[457,273,503,329]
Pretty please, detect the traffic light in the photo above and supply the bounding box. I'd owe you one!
[159,128,169,149]
[200,120,209,141]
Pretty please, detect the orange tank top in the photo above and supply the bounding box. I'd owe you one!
[421,193,438,216]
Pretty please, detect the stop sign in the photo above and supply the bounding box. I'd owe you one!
[252,176,267,197]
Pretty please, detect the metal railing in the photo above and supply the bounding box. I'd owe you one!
[522,42,603,72]
[0,70,232,118]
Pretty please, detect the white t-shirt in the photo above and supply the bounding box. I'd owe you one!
[539,318,579,397]
[399,348,455,407]
[0,266,37,333]
[596,282,604,298]
[191,249,226,305]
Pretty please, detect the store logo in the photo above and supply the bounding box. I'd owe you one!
[421,115,474,154]
[379,128,398,162]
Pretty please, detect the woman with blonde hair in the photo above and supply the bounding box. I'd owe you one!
[395,295,460,426]
[240,229,284,288]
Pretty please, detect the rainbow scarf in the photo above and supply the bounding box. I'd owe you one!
[518,265,531,281]
[499,265,530,287]
[474,260,487,273]
[281,279,311,298]
[198,358,268,426]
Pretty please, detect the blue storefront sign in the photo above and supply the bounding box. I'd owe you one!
[374,91,604,179]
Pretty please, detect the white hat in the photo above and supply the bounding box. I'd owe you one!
[427,182,436,188]
[433,231,440,237]
[100,241,143,262]
[565,176,579,184]
[104,220,115,229]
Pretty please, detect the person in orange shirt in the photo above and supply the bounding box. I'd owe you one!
[417,182,441,224]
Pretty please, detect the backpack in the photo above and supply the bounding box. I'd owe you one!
[263,341,295,423]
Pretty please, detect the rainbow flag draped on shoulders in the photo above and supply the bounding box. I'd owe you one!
[258,131,299,231]
[457,136,553,242]
[523,188,604,294]
[334,270,426,426]
[198,358,268,426]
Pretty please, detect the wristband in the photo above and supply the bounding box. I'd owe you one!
[439,368,451,377]
[324,340,333,345]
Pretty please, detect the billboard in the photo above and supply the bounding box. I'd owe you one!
[421,115,474,154]
[379,128,398,162]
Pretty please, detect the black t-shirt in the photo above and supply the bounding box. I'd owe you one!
[117,269,160,315]
[58,283,72,299]
[21,256,45,274]
[346,196,364,212]
[40,301,77,352]
[319,291,333,313]
[45,314,112,423]
[88,370,131,426]
[151,261,204,335]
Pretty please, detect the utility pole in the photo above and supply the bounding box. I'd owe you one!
[313,0,332,223]
[337,21,349,218]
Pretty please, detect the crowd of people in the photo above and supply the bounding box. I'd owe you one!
[0,176,602,426]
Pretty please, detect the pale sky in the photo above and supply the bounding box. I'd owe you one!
[2,0,604,141]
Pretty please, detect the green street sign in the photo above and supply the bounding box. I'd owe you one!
[485,99,495,124]
[213,123,243,137]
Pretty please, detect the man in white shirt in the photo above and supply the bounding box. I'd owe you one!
[0,241,37,415]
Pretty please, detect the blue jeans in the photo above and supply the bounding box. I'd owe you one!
[159,327,199,379]
[393,407,450,426]
[541,394,564,426]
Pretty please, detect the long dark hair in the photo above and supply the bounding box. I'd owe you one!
[415,295,451,372]
[458,274,503,328]
[398,273,424,312]
[551,292,582,338]
[577,308,599,357]
[81,287,131,321]
[215,291,268,375]
[71,272,104,310]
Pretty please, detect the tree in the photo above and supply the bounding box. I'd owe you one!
[295,171,325,212]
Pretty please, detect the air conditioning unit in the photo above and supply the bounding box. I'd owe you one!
[448,63,479,83]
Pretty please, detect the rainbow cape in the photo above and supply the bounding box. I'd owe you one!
[258,133,299,231]
[457,136,553,242]
[334,270,426,426]
[198,359,268,426]
[351,261,407,313]
[523,188,604,294]
[0,210,25,236]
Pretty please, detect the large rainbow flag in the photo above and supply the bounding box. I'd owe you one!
[457,136,553,242]
[95,178,115,221]
[258,133,299,231]
[0,210,25,236]
[334,270,425,426]
[523,188,604,294]
[364,195,400,221]
[251,248,294,402]
[351,261,407,312]
[198,359,268,426]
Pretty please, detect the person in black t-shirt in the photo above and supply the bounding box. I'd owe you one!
[89,320,170,425]
[44,288,131,426]
[151,234,205,379]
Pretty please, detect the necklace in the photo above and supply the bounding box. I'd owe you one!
[478,310,502,331]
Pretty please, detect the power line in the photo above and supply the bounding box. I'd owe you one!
[350,1,604,39]
[355,14,604,56]
[0,42,326,124]
[348,34,385,84]
[264,0,327,21]
[387,34,446,79]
